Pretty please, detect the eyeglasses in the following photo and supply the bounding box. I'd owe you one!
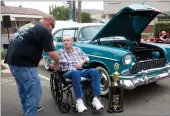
[49,22,55,28]
[44,19,55,28]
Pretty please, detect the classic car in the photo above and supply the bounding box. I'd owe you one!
[43,4,170,95]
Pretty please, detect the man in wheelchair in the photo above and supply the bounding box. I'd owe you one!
[56,35,104,113]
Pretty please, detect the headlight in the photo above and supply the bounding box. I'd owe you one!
[123,54,132,65]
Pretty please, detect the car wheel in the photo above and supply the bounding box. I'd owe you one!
[96,66,110,96]
[43,57,51,71]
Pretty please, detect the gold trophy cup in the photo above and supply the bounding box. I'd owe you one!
[107,63,124,113]
[113,63,120,86]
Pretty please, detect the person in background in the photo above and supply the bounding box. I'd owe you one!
[4,15,59,116]
[57,35,104,113]
[159,31,168,42]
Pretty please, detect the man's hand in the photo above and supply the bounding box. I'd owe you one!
[49,62,60,71]
[75,58,89,69]
[75,62,83,69]
[48,51,60,66]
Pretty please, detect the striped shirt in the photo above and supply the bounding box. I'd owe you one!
[57,46,89,72]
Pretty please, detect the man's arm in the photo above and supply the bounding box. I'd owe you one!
[160,36,166,41]
[75,47,89,69]
[79,48,89,64]
[42,29,60,68]
[80,57,89,64]
[160,35,168,42]
[48,51,59,65]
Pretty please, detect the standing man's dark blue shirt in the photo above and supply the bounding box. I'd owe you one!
[5,22,55,67]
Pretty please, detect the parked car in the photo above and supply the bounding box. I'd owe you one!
[43,4,170,95]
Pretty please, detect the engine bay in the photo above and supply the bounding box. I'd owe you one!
[99,40,165,62]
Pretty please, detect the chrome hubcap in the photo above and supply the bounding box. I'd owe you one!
[100,72,109,91]
[44,58,49,69]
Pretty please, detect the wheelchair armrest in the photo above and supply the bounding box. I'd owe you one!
[82,62,90,69]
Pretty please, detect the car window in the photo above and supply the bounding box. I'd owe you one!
[79,25,103,41]
[53,30,63,42]
[63,29,77,42]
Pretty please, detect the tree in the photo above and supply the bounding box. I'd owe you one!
[49,4,91,22]
[81,12,92,23]
[52,6,69,20]
[49,5,52,15]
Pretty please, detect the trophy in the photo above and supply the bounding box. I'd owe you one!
[107,63,124,113]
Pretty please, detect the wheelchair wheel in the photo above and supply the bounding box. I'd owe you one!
[50,72,63,104]
[58,102,71,113]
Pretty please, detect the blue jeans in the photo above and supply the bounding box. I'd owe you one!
[9,65,42,116]
[64,68,100,99]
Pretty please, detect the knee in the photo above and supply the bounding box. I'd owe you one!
[71,70,81,75]
[90,68,100,74]
[70,70,81,80]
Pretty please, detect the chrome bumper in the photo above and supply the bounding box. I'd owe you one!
[119,65,170,90]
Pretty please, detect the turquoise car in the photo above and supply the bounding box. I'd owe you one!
[43,4,170,95]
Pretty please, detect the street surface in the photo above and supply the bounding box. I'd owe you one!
[1,60,170,116]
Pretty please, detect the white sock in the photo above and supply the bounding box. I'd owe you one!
[77,98,83,102]
[93,96,98,100]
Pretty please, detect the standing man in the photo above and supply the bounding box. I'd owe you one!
[57,35,104,113]
[4,15,59,116]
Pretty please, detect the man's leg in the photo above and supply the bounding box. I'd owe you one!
[80,68,100,96]
[64,70,84,99]
[64,70,87,112]
[81,68,104,110]
[9,66,27,113]
[9,65,42,116]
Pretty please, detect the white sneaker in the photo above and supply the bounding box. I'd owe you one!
[92,97,104,110]
[76,98,87,113]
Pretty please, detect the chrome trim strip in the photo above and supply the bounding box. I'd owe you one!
[133,58,166,63]
[86,54,117,61]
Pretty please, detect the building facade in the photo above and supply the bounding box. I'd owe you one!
[1,5,47,34]
[103,0,170,33]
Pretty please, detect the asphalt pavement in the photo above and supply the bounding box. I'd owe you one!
[1,60,170,116]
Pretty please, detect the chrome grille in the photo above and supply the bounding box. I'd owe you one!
[131,58,167,74]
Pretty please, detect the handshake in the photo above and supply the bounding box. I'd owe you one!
[49,61,60,71]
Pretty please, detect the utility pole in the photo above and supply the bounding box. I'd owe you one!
[68,1,73,21]
[77,1,82,23]
[72,1,76,21]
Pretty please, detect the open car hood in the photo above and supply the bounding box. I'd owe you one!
[91,4,168,42]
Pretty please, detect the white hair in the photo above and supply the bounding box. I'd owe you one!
[62,35,73,40]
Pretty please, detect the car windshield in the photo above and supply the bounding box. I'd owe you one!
[79,25,103,41]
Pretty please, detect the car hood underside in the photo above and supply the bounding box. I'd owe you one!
[91,4,168,42]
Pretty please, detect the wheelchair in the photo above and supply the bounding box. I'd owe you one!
[50,70,93,113]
